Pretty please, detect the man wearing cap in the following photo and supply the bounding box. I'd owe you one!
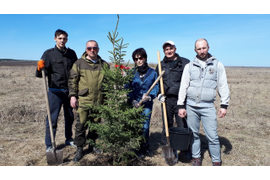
[155,41,190,158]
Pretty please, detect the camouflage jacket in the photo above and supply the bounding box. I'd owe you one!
[68,52,109,106]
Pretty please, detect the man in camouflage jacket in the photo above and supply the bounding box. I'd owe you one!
[68,40,109,162]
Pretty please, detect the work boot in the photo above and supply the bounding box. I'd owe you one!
[45,146,53,153]
[191,158,202,166]
[135,149,145,159]
[142,145,153,157]
[73,146,83,162]
[212,161,222,166]
[89,145,102,154]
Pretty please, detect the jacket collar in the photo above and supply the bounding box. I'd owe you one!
[81,52,102,64]
[134,67,153,80]
[194,53,216,66]
[163,53,182,63]
[54,45,67,55]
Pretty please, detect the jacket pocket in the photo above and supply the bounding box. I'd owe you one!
[52,58,64,68]
[200,88,216,101]
[78,88,89,96]
[52,59,65,81]
[187,86,197,101]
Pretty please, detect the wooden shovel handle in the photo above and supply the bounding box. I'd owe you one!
[139,70,165,105]
[42,69,56,149]
[157,51,170,138]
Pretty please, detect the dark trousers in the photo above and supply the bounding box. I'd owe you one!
[161,96,187,133]
[45,90,74,148]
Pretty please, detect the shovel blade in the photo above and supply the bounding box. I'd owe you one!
[46,150,63,165]
[162,145,178,166]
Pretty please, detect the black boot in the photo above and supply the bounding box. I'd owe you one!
[73,146,83,162]
[89,145,102,154]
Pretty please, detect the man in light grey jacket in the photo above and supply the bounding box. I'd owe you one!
[177,38,230,166]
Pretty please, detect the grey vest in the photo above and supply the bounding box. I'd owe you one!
[187,57,218,106]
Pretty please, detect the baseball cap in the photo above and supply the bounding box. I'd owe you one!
[162,41,176,49]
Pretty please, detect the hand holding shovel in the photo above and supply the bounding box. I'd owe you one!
[138,70,165,105]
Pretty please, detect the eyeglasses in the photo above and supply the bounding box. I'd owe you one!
[134,57,144,61]
[87,47,98,51]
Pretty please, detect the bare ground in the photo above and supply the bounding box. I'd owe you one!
[0,62,270,166]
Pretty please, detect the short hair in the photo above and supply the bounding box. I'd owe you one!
[195,38,209,49]
[55,29,68,38]
[132,48,147,61]
[86,40,99,48]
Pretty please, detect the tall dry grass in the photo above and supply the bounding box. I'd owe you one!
[0,64,269,166]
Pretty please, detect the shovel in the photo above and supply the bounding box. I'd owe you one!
[41,68,63,165]
[157,51,178,166]
[138,70,165,105]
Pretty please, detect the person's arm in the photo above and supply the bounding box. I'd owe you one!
[177,63,190,107]
[217,62,230,106]
[36,51,50,78]
[177,63,190,118]
[217,61,230,118]
[68,62,79,108]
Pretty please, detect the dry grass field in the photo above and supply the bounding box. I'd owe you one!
[0,61,269,167]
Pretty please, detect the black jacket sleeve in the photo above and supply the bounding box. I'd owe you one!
[35,50,50,78]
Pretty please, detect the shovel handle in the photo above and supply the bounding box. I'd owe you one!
[138,70,165,105]
[157,51,170,138]
[42,69,56,149]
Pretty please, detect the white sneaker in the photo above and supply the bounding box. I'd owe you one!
[65,139,77,148]
[46,146,53,152]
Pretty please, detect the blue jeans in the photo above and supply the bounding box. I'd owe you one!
[45,89,74,148]
[186,105,221,162]
[141,104,153,148]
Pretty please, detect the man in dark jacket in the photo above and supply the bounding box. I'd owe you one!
[155,41,190,158]
[36,29,78,152]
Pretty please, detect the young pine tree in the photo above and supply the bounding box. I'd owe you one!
[86,15,146,165]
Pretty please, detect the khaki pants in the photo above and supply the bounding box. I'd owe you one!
[74,106,100,147]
